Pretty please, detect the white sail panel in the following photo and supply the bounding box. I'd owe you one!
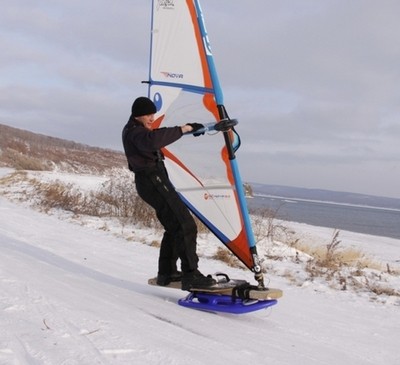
[151,2,204,88]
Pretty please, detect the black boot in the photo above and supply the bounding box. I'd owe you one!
[156,271,182,286]
[181,270,216,291]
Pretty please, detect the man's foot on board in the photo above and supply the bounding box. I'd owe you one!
[181,270,217,291]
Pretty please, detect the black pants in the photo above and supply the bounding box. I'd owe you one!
[135,165,199,275]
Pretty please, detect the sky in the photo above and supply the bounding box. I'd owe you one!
[1,0,400,198]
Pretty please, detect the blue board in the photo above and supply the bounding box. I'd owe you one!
[178,292,278,314]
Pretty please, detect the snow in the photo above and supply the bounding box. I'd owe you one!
[30,170,110,192]
[287,221,400,266]
[1,168,400,365]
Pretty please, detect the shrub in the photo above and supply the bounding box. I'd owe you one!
[212,246,244,269]
[250,205,290,243]
[3,149,48,171]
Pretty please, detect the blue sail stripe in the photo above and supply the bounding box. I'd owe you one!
[149,80,214,95]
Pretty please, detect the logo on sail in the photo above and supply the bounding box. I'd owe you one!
[157,0,175,10]
[204,193,231,200]
[161,71,183,79]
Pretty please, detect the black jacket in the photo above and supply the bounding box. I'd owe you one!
[122,116,183,172]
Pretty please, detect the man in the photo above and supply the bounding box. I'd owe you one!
[122,96,216,290]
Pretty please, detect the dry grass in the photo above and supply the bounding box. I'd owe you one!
[364,278,399,297]
[2,149,49,171]
[293,230,383,273]
[0,170,209,236]
[212,246,245,269]
[288,229,400,296]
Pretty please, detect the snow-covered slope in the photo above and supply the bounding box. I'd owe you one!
[1,191,400,364]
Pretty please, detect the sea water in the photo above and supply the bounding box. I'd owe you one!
[247,195,400,240]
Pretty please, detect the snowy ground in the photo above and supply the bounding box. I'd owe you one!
[1,168,400,365]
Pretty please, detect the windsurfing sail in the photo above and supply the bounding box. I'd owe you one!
[147,0,264,286]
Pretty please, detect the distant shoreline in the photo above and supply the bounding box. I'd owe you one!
[254,193,400,213]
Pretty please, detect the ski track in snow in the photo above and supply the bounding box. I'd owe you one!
[1,194,400,364]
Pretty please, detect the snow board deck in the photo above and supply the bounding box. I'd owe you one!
[147,276,283,300]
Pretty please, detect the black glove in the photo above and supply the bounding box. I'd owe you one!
[187,123,205,137]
